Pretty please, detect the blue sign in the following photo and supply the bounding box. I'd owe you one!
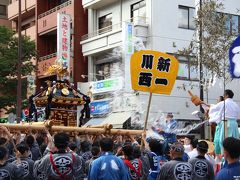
[229,35,240,78]
[90,100,110,115]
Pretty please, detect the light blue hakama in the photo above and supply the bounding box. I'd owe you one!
[214,118,239,154]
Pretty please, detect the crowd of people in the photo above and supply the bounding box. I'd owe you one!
[0,89,239,179]
[0,124,239,180]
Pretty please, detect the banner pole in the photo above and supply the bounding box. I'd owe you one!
[208,122,212,142]
[141,92,152,150]
[223,56,227,139]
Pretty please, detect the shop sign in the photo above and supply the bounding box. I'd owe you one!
[90,100,110,115]
[91,77,123,94]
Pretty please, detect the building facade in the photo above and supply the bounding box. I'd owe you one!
[0,0,11,119]
[8,0,88,90]
[80,0,240,124]
[0,0,11,28]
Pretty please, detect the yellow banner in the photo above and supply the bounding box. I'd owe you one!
[130,50,179,95]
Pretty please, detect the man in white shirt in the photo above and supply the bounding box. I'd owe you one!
[183,136,193,154]
[208,89,240,155]
[187,139,198,159]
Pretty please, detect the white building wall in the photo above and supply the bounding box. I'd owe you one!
[121,0,143,21]
[219,0,240,14]
[146,0,196,119]
[97,3,119,24]
[150,0,194,52]
[94,0,145,25]
[144,0,240,120]
[83,0,240,120]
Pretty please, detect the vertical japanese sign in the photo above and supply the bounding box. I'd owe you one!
[57,13,71,72]
[229,35,240,78]
[131,50,179,95]
[122,22,134,92]
[123,22,134,55]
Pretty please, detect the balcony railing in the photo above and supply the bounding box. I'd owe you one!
[82,0,119,9]
[81,16,148,41]
[81,23,121,41]
[39,52,57,62]
[131,16,148,26]
[38,0,72,19]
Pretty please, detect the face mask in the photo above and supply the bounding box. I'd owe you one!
[184,144,191,151]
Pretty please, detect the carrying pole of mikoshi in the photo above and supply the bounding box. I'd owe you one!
[86,124,113,130]
[0,123,143,136]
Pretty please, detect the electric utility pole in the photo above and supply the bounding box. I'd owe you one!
[16,0,22,123]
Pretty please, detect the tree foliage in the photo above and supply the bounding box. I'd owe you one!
[180,0,237,83]
[0,26,36,113]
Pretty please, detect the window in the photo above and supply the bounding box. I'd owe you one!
[131,0,146,23]
[98,13,112,34]
[178,62,189,79]
[178,6,195,30]
[59,0,68,4]
[9,0,18,4]
[95,61,122,80]
[96,62,110,80]
[58,0,68,5]
[216,12,240,34]
[225,14,240,34]
[22,23,31,31]
[0,5,7,16]
[174,55,198,81]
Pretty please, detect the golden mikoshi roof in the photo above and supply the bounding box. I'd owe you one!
[34,81,85,106]
[35,61,85,106]
[44,63,69,80]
